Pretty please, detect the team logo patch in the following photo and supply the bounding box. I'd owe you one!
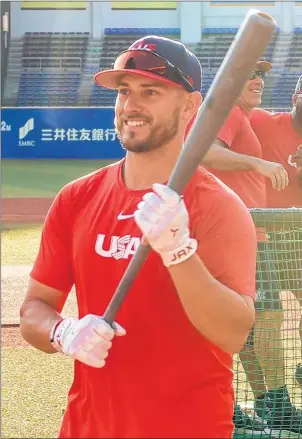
[95,234,140,260]
[131,41,157,52]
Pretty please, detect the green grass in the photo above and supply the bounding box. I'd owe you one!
[2,225,42,265]
[2,348,72,438]
[2,345,299,439]
[2,159,115,197]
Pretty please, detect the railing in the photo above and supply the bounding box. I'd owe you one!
[199,56,302,69]
[270,56,302,69]
[99,55,226,70]
[21,57,82,72]
[197,56,302,69]
[285,56,302,67]
[250,208,302,228]
[84,53,302,72]
[198,56,224,69]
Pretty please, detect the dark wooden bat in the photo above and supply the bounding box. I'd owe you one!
[103,9,276,325]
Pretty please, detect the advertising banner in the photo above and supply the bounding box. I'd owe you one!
[1,107,125,159]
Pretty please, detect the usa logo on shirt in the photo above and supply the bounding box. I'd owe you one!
[95,234,140,260]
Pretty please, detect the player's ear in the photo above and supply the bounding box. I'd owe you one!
[183,91,202,121]
[189,91,202,113]
[292,93,297,107]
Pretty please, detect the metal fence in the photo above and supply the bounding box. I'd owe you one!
[21,56,82,71]
[234,208,302,438]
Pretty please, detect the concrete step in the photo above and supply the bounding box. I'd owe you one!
[3,76,20,106]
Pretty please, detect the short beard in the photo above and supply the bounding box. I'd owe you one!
[115,108,180,154]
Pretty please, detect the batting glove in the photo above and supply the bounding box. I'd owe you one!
[50,314,126,368]
[134,183,197,267]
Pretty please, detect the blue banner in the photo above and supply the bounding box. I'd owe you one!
[1,108,125,159]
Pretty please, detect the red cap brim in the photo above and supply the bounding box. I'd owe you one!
[94,69,182,90]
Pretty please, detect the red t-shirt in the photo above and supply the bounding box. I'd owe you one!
[205,105,266,209]
[250,109,302,207]
[31,161,256,439]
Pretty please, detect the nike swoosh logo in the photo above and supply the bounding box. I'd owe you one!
[117,212,135,220]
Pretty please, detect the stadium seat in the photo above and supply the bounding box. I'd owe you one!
[9,28,300,109]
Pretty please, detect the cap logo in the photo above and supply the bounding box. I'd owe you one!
[132,41,157,52]
[186,76,195,87]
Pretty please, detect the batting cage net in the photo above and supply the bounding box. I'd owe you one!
[233,208,302,439]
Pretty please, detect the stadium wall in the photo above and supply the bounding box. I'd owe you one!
[1,107,124,159]
[11,1,91,35]
[202,2,282,29]
[10,1,302,40]
[295,2,302,26]
[100,1,179,30]
[10,1,179,37]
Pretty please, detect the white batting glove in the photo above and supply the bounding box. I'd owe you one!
[134,183,197,267]
[50,314,126,368]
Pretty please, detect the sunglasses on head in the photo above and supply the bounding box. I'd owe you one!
[249,71,266,81]
[112,50,194,92]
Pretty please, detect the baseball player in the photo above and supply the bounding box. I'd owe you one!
[250,74,302,429]
[20,36,257,438]
[186,63,302,434]
[251,74,302,207]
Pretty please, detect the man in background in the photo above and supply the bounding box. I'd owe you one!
[187,62,302,435]
[250,75,302,429]
[251,74,302,207]
[201,60,296,435]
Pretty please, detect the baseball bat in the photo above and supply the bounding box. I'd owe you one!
[103,9,277,325]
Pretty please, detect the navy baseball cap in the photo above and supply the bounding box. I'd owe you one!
[295,75,302,95]
[94,35,202,93]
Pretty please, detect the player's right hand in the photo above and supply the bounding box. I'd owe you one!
[50,314,126,368]
[256,159,289,191]
[290,144,302,168]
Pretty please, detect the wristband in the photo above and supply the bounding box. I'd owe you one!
[50,318,64,351]
[160,238,198,267]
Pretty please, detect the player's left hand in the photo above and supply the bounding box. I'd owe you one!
[134,183,197,267]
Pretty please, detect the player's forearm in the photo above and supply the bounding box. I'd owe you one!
[168,254,255,354]
[202,143,259,171]
[20,299,62,353]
